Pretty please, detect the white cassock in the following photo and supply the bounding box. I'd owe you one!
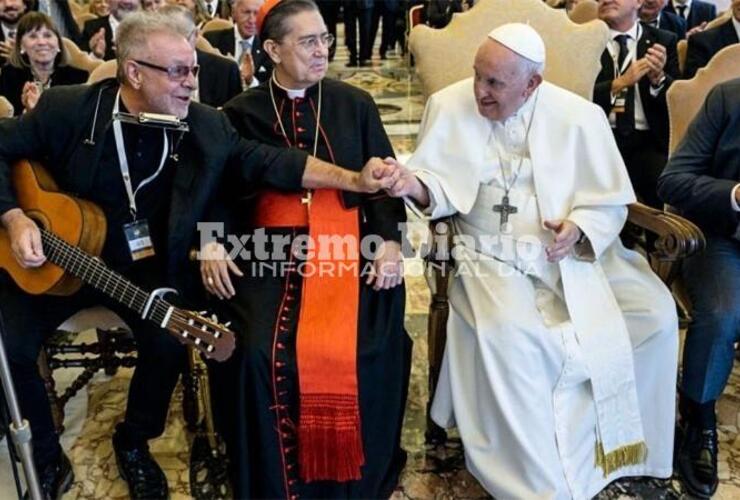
[407,78,678,499]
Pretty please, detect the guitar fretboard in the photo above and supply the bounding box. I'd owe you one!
[40,230,171,325]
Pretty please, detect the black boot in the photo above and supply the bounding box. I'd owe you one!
[677,423,719,499]
[113,426,168,499]
[24,451,74,500]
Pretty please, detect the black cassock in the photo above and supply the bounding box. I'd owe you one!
[210,78,412,499]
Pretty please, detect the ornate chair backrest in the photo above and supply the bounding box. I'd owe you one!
[677,39,688,75]
[408,0,609,101]
[87,60,118,84]
[705,9,732,30]
[196,35,220,55]
[568,0,599,24]
[63,37,103,73]
[73,12,97,32]
[0,96,14,118]
[201,18,233,34]
[667,44,740,154]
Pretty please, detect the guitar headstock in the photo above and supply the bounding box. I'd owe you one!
[165,309,236,361]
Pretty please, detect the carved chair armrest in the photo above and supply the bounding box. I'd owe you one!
[626,202,705,287]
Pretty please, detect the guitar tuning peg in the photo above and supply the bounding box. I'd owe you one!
[199,310,207,315]
[224,321,232,328]
[211,314,218,322]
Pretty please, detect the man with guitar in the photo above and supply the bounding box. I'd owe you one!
[0,11,398,499]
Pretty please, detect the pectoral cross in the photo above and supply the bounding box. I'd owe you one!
[493,195,517,226]
[301,190,312,206]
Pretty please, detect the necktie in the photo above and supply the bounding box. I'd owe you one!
[239,39,251,62]
[37,0,50,15]
[614,34,635,136]
[677,5,687,18]
[7,29,16,41]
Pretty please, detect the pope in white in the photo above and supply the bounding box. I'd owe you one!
[390,24,678,499]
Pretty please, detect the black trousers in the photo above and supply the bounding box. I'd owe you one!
[343,1,373,62]
[0,271,187,469]
[613,129,667,209]
[316,0,340,60]
[370,0,398,56]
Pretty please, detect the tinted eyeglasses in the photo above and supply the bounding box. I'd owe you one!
[134,59,200,81]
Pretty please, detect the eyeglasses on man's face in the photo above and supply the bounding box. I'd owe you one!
[294,33,335,52]
[134,59,200,81]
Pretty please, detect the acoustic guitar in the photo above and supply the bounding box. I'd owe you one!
[0,160,235,362]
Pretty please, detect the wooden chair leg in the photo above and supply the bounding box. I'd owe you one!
[37,349,65,434]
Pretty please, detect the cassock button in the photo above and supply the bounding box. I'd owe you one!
[295,111,302,117]
[298,142,306,148]
[276,361,285,368]
[289,479,297,486]
[277,342,286,349]
[277,376,286,382]
[297,127,306,133]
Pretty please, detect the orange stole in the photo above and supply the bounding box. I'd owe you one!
[253,189,365,482]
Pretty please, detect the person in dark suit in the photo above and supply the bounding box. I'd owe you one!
[0,0,29,65]
[369,0,399,59]
[640,0,687,39]
[315,0,339,60]
[684,5,739,78]
[160,5,241,107]
[665,0,716,32]
[215,2,409,497]
[203,0,273,86]
[657,77,740,500]
[0,12,87,115]
[30,0,82,43]
[343,0,373,66]
[595,0,679,208]
[0,10,397,500]
[81,0,141,60]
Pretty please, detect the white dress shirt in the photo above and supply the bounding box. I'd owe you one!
[234,27,259,88]
[607,23,654,131]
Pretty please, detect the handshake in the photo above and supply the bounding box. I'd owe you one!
[359,157,428,206]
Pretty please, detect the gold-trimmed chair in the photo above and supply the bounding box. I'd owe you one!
[87,60,118,84]
[409,0,705,442]
[63,37,103,74]
[568,0,599,24]
[0,96,13,117]
[201,18,233,34]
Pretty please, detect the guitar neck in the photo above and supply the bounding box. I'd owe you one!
[40,229,171,325]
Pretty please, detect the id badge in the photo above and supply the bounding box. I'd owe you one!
[613,88,628,114]
[123,219,155,261]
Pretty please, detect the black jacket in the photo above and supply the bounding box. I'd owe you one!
[665,0,717,30]
[196,49,242,108]
[684,19,739,78]
[656,10,688,39]
[593,23,680,151]
[657,78,740,238]
[0,79,308,297]
[30,0,81,44]
[0,64,88,116]
[222,78,406,243]
[203,29,273,83]
[81,16,115,61]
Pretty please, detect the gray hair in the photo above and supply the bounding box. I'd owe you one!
[519,57,545,79]
[157,4,197,38]
[115,11,188,82]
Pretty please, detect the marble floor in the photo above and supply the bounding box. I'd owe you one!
[1,27,740,500]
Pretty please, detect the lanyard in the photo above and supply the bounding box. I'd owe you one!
[112,90,170,220]
[611,24,641,79]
